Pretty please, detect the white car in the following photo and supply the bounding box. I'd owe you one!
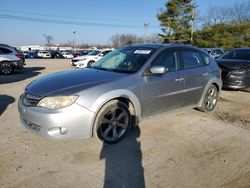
[0,44,25,74]
[71,49,112,68]
[37,51,51,58]
[62,52,74,59]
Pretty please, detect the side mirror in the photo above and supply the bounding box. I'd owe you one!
[99,53,104,57]
[149,66,166,75]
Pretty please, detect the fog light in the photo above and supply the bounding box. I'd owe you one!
[235,80,242,85]
[48,127,67,136]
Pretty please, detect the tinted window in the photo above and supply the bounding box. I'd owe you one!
[0,47,12,54]
[182,51,204,69]
[220,49,250,60]
[152,50,179,72]
[88,50,101,56]
[216,49,224,55]
[197,52,210,65]
[102,50,112,56]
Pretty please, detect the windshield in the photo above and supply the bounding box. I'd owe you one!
[88,50,101,56]
[219,49,250,61]
[92,47,155,73]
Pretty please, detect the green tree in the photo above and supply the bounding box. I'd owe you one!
[157,0,196,41]
[193,22,250,49]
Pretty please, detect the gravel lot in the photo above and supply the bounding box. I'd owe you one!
[1,59,250,188]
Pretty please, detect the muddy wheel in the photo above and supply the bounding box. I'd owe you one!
[0,62,14,75]
[198,85,218,112]
[94,100,131,144]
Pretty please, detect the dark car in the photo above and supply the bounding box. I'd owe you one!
[25,52,38,59]
[50,51,64,59]
[216,48,250,90]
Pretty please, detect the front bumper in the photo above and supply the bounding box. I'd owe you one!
[222,73,250,90]
[18,95,95,140]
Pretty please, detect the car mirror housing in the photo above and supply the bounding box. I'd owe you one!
[149,66,166,75]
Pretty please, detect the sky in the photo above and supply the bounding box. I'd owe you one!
[0,0,248,46]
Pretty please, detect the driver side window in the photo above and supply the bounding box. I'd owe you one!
[152,50,179,72]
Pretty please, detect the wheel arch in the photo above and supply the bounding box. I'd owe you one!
[89,89,141,137]
[198,78,222,107]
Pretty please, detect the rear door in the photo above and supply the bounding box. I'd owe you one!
[180,49,210,106]
[141,48,185,117]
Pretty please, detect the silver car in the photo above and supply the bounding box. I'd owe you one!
[18,43,222,144]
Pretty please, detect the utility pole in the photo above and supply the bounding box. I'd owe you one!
[144,23,150,43]
[191,8,195,43]
[73,30,76,51]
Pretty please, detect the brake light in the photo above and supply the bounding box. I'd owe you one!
[16,54,24,59]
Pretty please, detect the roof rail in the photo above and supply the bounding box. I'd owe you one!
[163,39,192,45]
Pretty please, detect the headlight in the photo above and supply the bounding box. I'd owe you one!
[37,96,78,110]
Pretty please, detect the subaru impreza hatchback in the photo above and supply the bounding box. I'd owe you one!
[18,43,222,144]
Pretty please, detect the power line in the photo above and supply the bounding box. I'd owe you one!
[0,8,157,24]
[0,13,160,29]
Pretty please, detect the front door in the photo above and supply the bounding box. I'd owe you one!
[141,48,185,117]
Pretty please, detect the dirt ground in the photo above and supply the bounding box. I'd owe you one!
[1,59,250,188]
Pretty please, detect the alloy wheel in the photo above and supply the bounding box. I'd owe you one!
[205,87,218,111]
[99,106,129,142]
[0,63,13,75]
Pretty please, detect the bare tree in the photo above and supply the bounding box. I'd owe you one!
[230,2,250,23]
[43,34,53,49]
[201,1,250,26]
[110,34,161,48]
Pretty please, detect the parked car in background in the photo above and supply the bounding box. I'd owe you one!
[62,52,74,59]
[203,48,224,59]
[50,51,64,59]
[75,49,113,68]
[72,50,89,58]
[37,51,52,58]
[18,43,222,144]
[25,52,38,59]
[216,48,250,90]
[0,44,25,75]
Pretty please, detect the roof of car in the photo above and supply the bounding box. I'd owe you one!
[129,42,199,49]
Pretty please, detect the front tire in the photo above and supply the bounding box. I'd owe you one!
[0,62,14,75]
[94,100,132,144]
[197,85,218,112]
[87,60,95,67]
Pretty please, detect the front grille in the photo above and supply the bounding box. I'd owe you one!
[22,92,41,107]
[71,59,79,63]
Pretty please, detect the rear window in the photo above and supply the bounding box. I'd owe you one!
[0,47,13,54]
[220,49,250,61]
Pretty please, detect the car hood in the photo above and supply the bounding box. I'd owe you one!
[26,68,127,96]
[73,55,94,60]
[216,59,250,70]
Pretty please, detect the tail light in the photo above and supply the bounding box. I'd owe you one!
[16,54,24,59]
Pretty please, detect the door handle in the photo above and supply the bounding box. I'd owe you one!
[175,77,184,82]
[202,72,209,76]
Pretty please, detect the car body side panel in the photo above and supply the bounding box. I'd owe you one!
[182,66,211,106]
[140,72,184,117]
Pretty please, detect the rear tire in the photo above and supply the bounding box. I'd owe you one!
[197,85,218,112]
[0,62,14,75]
[93,100,132,144]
